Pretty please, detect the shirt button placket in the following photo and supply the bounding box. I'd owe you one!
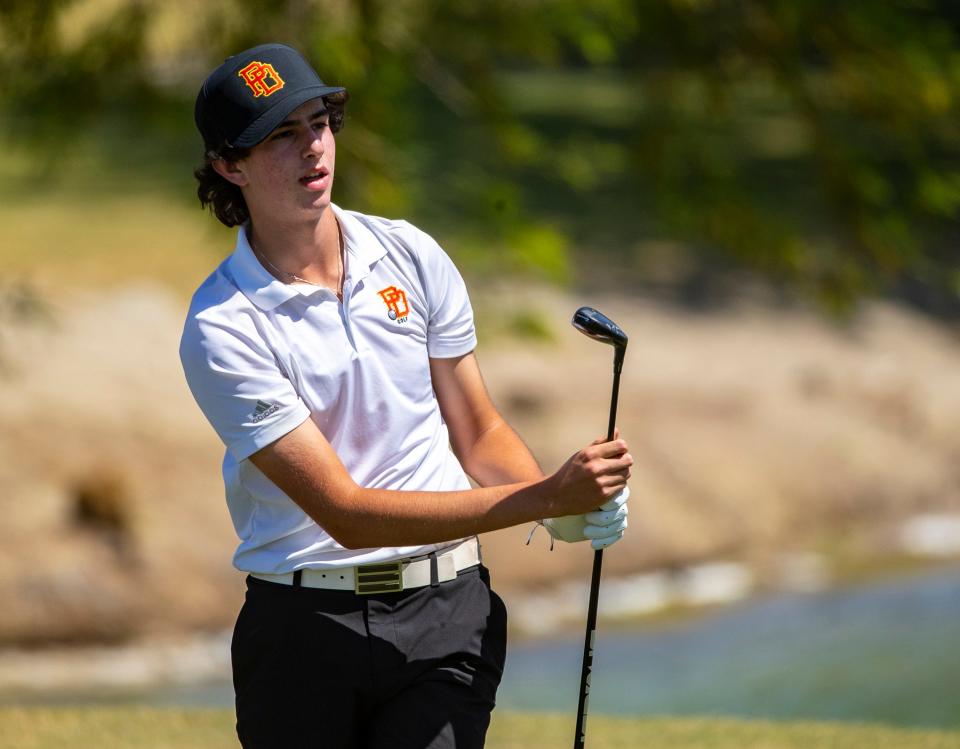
[339,280,361,352]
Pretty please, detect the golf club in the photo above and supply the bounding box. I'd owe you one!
[570,306,628,749]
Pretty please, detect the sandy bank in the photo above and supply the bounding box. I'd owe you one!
[0,282,958,646]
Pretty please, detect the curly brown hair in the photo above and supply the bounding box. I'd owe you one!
[195,90,349,227]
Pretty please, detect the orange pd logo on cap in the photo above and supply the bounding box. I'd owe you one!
[238,61,285,97]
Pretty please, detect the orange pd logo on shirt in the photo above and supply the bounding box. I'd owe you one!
[238,61,285,97]
[378,286,409,323]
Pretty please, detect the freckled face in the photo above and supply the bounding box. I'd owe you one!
[235,97,336,223]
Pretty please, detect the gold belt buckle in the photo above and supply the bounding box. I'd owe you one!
[355,561,404,594]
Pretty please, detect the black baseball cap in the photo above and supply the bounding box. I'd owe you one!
[195,43,345,152]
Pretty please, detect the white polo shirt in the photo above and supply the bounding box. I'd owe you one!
[179,204,477,573]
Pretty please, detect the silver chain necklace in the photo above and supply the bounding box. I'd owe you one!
[252,223,345,299]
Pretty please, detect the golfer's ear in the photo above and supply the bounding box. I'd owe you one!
[212,157,249,187]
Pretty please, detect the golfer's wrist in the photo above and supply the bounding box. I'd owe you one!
[527,475,567,520]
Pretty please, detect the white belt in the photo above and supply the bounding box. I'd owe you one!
[250,537,481,594]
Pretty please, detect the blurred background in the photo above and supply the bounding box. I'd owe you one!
[0,0,958,733]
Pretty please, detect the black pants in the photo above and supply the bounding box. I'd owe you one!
[232,565,508,748]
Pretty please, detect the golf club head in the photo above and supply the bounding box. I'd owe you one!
[572,307,628,349]
[573,306,627,375]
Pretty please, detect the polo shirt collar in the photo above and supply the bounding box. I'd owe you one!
[331,203,387,284]
[227,226,303,311]
[227,204,387,311]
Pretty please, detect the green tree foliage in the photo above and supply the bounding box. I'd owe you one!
[1,0,958,311]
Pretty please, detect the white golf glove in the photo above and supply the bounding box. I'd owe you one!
[532,487,630,551]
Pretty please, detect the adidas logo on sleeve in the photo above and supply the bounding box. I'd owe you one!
[250,399,280,423]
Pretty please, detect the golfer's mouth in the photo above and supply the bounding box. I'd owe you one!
[300,167,330,188]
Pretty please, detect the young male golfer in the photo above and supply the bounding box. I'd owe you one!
[180,43,632,748]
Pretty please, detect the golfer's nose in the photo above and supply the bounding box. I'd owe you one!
[303,127,325,157]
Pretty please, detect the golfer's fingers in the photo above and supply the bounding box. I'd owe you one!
[590,427,620,446]
[585,503,628,526]
[590,530,624,551]
[597,453,632,477]
[584,515,628,537]
[598,474,629,493]
[587,439,630,460]
[599,484,628,503]
[587,453,633,486]
[598,486,630,512]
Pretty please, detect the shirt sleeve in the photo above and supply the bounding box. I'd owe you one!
[412,227,478,358]
[179,312,311,463]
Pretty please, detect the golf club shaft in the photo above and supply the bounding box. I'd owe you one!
[606,369,621,444]
[573,367,622,748]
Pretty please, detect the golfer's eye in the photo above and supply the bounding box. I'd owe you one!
[271,130,294,140]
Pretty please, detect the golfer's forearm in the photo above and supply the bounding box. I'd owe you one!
[321,480,553,549]
[248,417,560,548]
[457,419,545,487]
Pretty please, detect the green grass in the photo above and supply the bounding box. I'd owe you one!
[1,709,958,749]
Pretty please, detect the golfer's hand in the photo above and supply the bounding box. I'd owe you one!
[543,487,630,550]
[545,434,632,517]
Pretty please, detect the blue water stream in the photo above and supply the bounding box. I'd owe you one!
[498,565,960,727]
[9,565,960,728]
